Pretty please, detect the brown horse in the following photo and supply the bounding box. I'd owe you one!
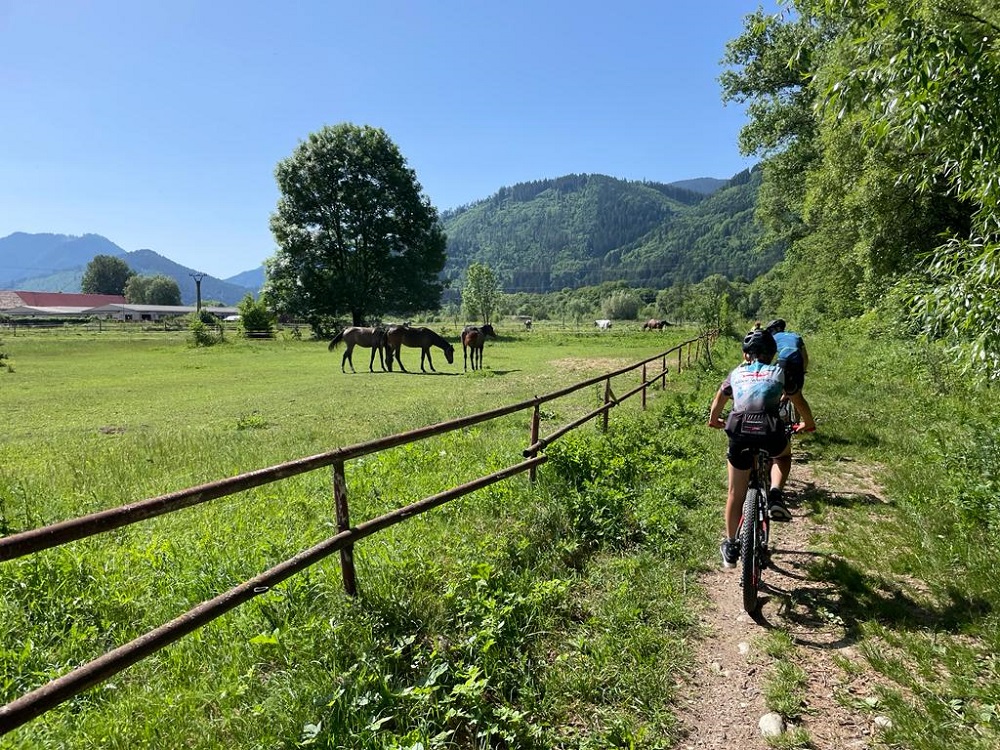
[386,325,454,373]
[461,323,497,371]
[642,319,668,330]
[328,326,388,373]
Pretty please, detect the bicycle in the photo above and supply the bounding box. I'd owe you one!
[739,405,800,614]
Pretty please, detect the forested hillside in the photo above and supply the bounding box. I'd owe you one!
[441,170,766,293]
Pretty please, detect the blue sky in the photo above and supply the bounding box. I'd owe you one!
[1,1,781,279]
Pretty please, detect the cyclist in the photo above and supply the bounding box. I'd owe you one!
[707,329,816,568]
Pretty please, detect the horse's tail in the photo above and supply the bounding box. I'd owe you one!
[328,331,344,351]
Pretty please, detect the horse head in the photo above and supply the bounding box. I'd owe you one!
[481,323,496,337]
[444,342,455,364]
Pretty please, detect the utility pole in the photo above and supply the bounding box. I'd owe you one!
[189,272,206,312]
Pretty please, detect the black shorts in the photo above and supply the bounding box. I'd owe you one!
[727,433,788,470]
[782,355,805,395]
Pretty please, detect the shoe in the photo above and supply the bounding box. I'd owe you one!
[720,538,740,568]
[768,488,792,522]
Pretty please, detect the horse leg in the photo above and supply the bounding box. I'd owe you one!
[463,343,468,372]
[394,346,408,372]
[342,344,355,373]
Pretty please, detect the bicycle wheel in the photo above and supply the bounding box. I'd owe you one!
[740,488,762,614]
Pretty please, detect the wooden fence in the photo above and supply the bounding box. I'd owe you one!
[0,330,717,735]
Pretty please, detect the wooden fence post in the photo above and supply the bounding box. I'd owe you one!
[687,341,692,368]
[677,347,682,374]
[528,403,540,482]
[641,363,647,410]
[603,378,611,432]
[332,460,357,596]
[661,355,667,388]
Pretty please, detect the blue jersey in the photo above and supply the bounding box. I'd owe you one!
[772,331,804,363]
[722,360,785,413]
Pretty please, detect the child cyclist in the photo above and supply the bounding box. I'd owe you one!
[708,329,816,568]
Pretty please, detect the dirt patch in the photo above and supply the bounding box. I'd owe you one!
[673,455,891,748]
[550,357,634,374]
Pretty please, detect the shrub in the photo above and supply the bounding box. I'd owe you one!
[237,294,276,338]
[188,319,218,347]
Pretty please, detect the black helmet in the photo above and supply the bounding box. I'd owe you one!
[742,329,777,361]
[765,319,786,334]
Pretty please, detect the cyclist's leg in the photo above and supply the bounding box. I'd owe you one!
[727,461,751,539]
[768,436,794,521]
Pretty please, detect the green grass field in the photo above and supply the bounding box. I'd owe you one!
[2,320,997,750]
[1,322,721,749]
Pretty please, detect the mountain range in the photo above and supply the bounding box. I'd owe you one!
[0,233,262,305]
[1,170,766,304]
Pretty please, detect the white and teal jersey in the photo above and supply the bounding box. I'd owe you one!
[721,360,785,413]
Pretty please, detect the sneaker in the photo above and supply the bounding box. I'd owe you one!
[768,488,792,522]
[720,538,740,568]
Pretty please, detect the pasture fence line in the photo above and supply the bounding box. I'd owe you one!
[0,329,717,736]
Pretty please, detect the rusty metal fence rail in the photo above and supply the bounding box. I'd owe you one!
[0,329,716,735]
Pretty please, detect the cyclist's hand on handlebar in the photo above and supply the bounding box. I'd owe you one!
[793,422,816,434]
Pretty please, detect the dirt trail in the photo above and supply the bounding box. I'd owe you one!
[673,453,888,749]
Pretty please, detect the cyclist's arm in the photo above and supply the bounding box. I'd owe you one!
[708,388,729,429]
[788,390,817,432]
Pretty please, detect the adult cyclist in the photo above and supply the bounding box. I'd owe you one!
[708,329,816,568]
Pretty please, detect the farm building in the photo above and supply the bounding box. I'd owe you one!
[0,291,237,321]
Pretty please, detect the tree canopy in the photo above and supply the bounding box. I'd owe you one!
[81,255,134,295]
[722,0,996,373]
[265,123,447,333]
[125,274,182,305]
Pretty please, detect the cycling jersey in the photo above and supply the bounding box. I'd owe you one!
[772,331,804,363]
[721,360,785,414]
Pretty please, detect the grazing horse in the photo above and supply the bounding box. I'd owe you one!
[328,326,388,373]
[461,326,486,371]
[642,318,667,330]
[595,319,612,330]
[386,325,454,373]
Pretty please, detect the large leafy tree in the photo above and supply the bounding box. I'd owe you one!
[81,255,134,295]
[125,274,182,305]
[807,0,1000,373]
[721,2,977,339]
[265,124,447,333]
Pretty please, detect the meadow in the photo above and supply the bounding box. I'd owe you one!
[1,319,997,750]
[0,322,722,749]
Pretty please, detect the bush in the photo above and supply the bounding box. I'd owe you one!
[237,294,275,338]
[188,320,218,347]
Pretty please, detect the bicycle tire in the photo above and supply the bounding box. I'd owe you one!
[740,488,761,614]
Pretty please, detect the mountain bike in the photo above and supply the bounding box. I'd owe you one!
[739,405,804,613]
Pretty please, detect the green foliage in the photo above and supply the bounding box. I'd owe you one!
[600,289,640,320]
[236,293,275,338]
[461,262,502,326]
[266,123,446,333]
[188,319,218,347]
[125,274,183,305]
[81,254,134,295]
